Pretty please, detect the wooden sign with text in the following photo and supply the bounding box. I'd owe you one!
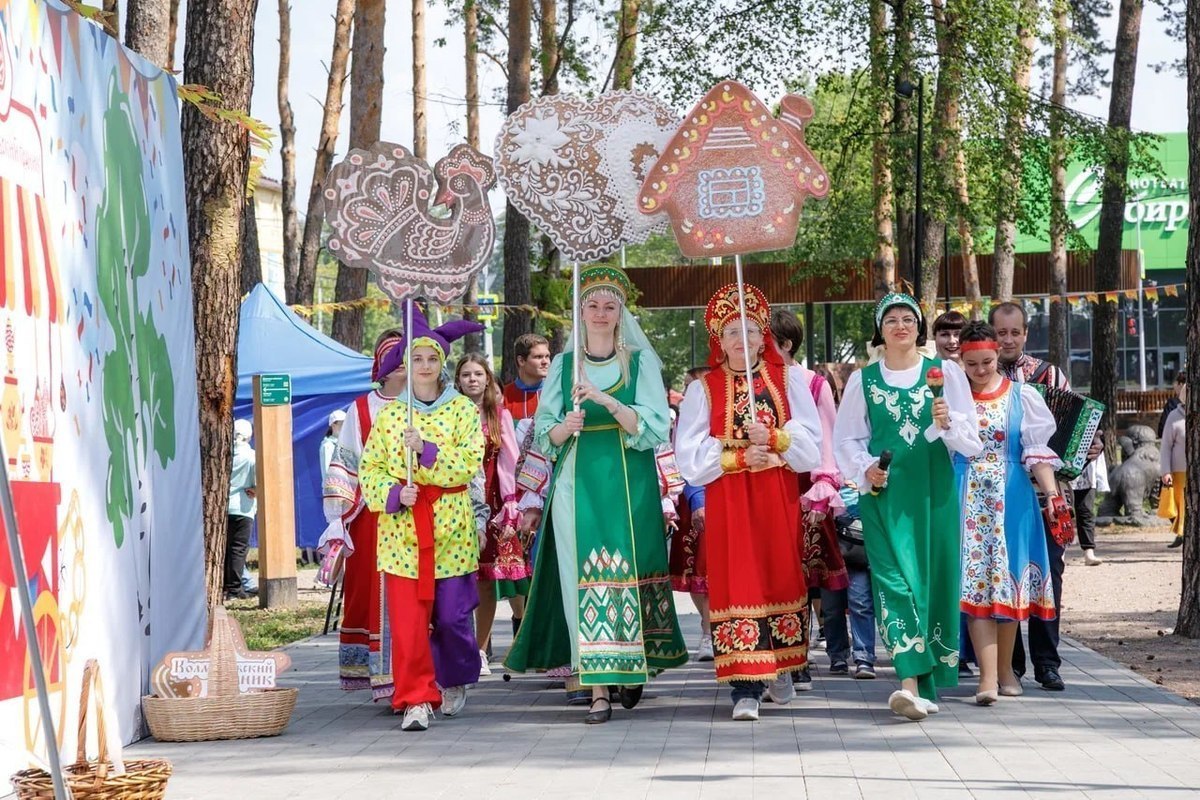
[150,607,291,698]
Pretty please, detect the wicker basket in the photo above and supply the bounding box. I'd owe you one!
[141,607,298,742]
[142,688,298,742]
[11,659,173,800]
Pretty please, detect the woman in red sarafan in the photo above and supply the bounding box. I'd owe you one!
[674,283,824,722]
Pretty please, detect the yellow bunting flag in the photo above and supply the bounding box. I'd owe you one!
[1086,293,1099,304]
[1145,287,1159,302]
[1165,285,1180,298]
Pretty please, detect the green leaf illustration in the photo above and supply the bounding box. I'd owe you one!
[96,71,178,547]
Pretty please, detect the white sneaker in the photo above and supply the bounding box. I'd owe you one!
[441,685,467,717]
[917,697,939,715]
[1084,549,1103,566]
[888,690,928,721]
[401,703,431,731]
[732,698,760,721]
[766,673,795,705]
[479,649,492,676]
[697,637,715,662]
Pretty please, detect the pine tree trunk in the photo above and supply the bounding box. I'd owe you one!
[102,0,120,39]
[293,0,355,306]
[613,0,641,91]
[167,0,181,71]
[541,0,558,95]
[182,0,259,610]
[1048,0,1071,371]
[1176,0,1200,638]
[932,0,978,317]
[412,0,428,160]
[991,0,1037,303]
[125,0,170,67]
[954,148,981,317]
[332,0,385,351]
[461,0,483,354]
[919,221,946,319]
[465,1,480,149]
[538,0,565,354]
[501,0,533,383]
[277,0,301,304]
[892,0,915,289]
[241,190,262,296]
[869,0,895,299]
[921,0,963,318]
[1092,0,1143,455]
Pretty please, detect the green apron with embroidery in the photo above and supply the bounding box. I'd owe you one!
[504,353,687,685]
[858,358,960,700]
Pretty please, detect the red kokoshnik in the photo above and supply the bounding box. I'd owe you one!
[703,282,785,369]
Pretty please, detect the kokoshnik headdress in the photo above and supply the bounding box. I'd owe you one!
[874,291,922,329]
[703,283,780,368]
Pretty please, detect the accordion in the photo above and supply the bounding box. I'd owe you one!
[1029,384,1105,480]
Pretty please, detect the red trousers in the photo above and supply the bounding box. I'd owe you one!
[338,511,382,691]
[385,572,480,711]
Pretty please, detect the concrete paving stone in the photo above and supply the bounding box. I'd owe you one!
[120,610,1200,799]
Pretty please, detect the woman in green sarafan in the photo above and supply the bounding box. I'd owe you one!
[832,293,982,721]
[504,265,687,724]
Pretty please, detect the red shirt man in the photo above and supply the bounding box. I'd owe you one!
[502,333,551,421]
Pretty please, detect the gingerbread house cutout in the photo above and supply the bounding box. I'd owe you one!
[637,81,829,258]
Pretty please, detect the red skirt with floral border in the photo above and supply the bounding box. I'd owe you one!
[706,465,809,683]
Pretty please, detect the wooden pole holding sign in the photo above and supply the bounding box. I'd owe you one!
[252,374,298,609]
[571,261,582,434]
[733,254,757,421]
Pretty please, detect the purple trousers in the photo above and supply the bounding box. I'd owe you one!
[385,572,480,711]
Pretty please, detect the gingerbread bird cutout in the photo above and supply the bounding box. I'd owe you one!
[323,143,497,304]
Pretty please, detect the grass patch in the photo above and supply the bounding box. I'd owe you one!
[225,598,329,651]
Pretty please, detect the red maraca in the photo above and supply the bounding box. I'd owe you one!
[925,366,945,398]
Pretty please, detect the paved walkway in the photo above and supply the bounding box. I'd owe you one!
[133,600,1200,800]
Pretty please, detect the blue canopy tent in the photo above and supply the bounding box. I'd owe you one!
[235,284,374,548]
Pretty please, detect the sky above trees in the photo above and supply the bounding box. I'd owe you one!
[136,1,1185,225]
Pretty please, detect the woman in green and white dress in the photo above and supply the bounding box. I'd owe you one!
[832,293,981,721]
[504,265,687,724]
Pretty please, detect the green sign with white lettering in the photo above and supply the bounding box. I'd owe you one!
[258,374,291,406]
[1015,132,1187,273]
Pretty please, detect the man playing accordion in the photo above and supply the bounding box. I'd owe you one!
[989,302,1108,693]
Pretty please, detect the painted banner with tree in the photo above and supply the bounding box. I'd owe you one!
[0,0,204,777]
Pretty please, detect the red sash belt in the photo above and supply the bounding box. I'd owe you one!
[406,483,467,600]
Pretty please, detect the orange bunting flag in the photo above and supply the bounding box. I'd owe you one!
[1165,285,1180,298]
[1145,287,1159,302]
[1104,292,1119,303]
[1086,293,1099,304]
[1123,290,1137,301]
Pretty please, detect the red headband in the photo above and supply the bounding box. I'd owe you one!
[959,340,999,353]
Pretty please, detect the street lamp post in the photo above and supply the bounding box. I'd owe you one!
[897,75,925,303]
[1135,198,1147,391]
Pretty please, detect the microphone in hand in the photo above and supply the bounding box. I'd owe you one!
[869,450,894,496]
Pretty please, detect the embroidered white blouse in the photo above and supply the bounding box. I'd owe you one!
[833,359,982,491]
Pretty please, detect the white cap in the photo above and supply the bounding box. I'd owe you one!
[233,418,253,441]
[328,409,347,426]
